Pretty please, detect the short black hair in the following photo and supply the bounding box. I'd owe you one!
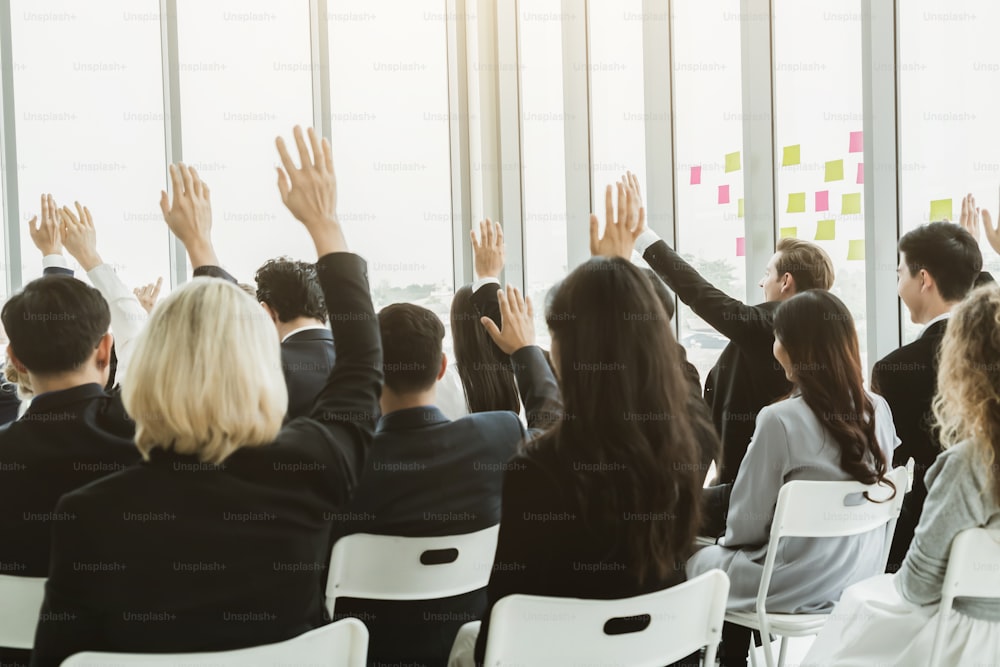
[899,222,982,301]
[378,303,445,394]
[254,257,327,323]
[1,275,111,375]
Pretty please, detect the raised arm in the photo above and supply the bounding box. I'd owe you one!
[161,163,220,271]
[470,218,504,327]
[29,194,73,276]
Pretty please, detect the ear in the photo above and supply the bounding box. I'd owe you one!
[437,353,448,382]
[918,269,935,293]
[95,333,114,369]
[780,272,797,295]
[6,345,27,375]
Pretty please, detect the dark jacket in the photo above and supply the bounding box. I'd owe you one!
[282,328,336,420]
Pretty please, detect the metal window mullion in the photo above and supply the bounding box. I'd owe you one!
[446,0,474,290]
[160,0,186,288]
[0,0,22,295]
[309,0,332,141]
[642,0,675,246]
[562,0,592,271]
[496,0,524,292]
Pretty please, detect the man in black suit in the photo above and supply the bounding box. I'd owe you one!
[874,218,991,571]
[255,257,336,420]
[332,302,559,667]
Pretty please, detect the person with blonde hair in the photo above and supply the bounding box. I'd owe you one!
[803,282,1000,666]
[30,127,383,666]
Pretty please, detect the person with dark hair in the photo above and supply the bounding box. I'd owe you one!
[335,300,559,667]
[688,290,900,666]
[255,256,336,420]
[873,202,994,572]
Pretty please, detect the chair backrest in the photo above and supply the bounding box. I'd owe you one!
[0,575,46,649]
[325,524,499,616]
[482,569,730,667]
[60,617,368,667]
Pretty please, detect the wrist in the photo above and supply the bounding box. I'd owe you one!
[635,228,662,255]
[77,251,103,272]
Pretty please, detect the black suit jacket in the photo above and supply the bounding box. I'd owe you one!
[643,240,791,483]
[30,253,382,667]
[282,328,336,420]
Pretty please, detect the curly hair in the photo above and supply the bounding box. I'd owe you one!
[254,257,327,323]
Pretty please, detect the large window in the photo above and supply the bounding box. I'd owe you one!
[11,0,169,289]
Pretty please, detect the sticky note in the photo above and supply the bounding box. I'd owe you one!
[930,198,953,221]
[815,190,829,212]
[725,151,741,173]
[736,237,745,256]
[849,131,863,153]
[782,145,800,166]
[718,185,730,204]
[825,160,844,182]
[737,198,744,218]
[848,239,865,260]
[690,166,701,185]
[856,163,864,184]
[815,219,836,241]
[787,192,806,213]
[780,227,798,239]
[842,193,862,215]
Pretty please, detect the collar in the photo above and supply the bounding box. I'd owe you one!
[23,383,107,416]
[919,311,951,338]
[376,406,450,433]
[281,325,331,343]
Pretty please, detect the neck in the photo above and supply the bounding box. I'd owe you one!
[915,299,955,325]
[380,387,438,415]
[276,316,326,341]
[29,369,104,396]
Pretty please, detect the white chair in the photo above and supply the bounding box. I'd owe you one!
[325,524,499,616]
[60,617,368,666]
[0,575,46,650]
[928,527,1000,666]
[726,466,908,667]
[480,569,730,666]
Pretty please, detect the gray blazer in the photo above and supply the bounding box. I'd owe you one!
[688,391,900,613]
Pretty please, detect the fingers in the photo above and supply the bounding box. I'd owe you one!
[322,137,334,173]
[168,163,183,199]
[27,215,39,239]
[589,213,600,256]
[190,167,204,198]
[604,184,614,227]
[152,276,163,298]
[59,205,79,226]
[307,127,324,171]
[159,190,170,218]
[275,136,298,175]
[634,205,647,237]
[180,163,194,195]
[480,316,502,345]
[616,183,627,228]
[484,218,494,247]
[276,167,291,203]
[525,295,534,320]
[74,202,87,228]
[494,219,504,244]
[293,125,312,171]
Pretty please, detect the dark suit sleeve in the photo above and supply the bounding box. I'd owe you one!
[975,271,995,288]
[43,266,74,276]
[192,265,239,284]
[643,239,771,343]
[471,282,501,328]
[510,346,563,438]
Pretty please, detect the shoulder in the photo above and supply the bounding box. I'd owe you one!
[454,410,524,439]
[874,338,935,372]
[926,439,987,491]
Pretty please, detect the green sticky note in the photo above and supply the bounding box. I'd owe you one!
[782,145,800,166]
[737,198,744,218]
[780,226,798,239]
[725,151,741,173]
[929,198,953,221]
[825,159,844,182]
[848,239,865,260]
[815,219,836,241]
[787,192,806,213]
[842,193,862,215]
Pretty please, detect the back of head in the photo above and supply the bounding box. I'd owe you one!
[933,284,1000,502]
[450,285,520,413]
[1,275,110,376]
[899,222,982,301]
[254,257,327,323]
[545,257,703,585]
[775,238,835,291]
[378,303,445,395]
[123,278,287,464]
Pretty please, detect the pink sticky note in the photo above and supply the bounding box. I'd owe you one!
[856,163,864,184]
[736,237,746,257]
[718,184,730,204]
[849,131,863,153]
[690,166,702,185]
[815,190,829,212]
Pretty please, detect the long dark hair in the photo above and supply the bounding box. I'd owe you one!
[773,290,895,499]
[450,285,521,414]
[544,257,703,585]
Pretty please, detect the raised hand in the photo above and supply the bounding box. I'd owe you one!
[958,193,980,243]
[480,285,536,355]
[58,202,102,271]
[471,218,505,279]
[981,208,1000,258]
[134,278,163,314]
[28,194,63,256]
[589,170,646,259]
[160,163,217,268]
[275,125,346,256]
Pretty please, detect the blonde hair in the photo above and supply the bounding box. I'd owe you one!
[932,284,1000,502]
[123,278,287,464]
[775,238,835,291]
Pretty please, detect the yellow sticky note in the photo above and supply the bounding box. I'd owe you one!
[815,219,836,241]
[737,198,744,218]
[787,192,806,213]
[782,145,800,166]
[929,198,953,221]
[825,159,844,182]
[725,151,741,173]
[848,239,865,260]
[780,226,798,239]
[842,193,862,215]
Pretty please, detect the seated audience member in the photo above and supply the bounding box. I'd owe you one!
[449,180,715,667]
[688,289,899,667]
[29,127,382,666]
[628,172,834,483]
[255,257,336,420]
[804,283,1000,667]
[334,301,559,666]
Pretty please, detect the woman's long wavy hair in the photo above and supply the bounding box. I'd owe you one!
[543,257,703,586]
[451,285,521,414]
[932,284,1000,503]
[773,290,895,499]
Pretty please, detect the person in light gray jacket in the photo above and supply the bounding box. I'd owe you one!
[688,290,900,667]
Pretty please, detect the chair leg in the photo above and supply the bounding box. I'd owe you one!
[761,632,776,667]
[748,643,759,667]
[776,635,789,667]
